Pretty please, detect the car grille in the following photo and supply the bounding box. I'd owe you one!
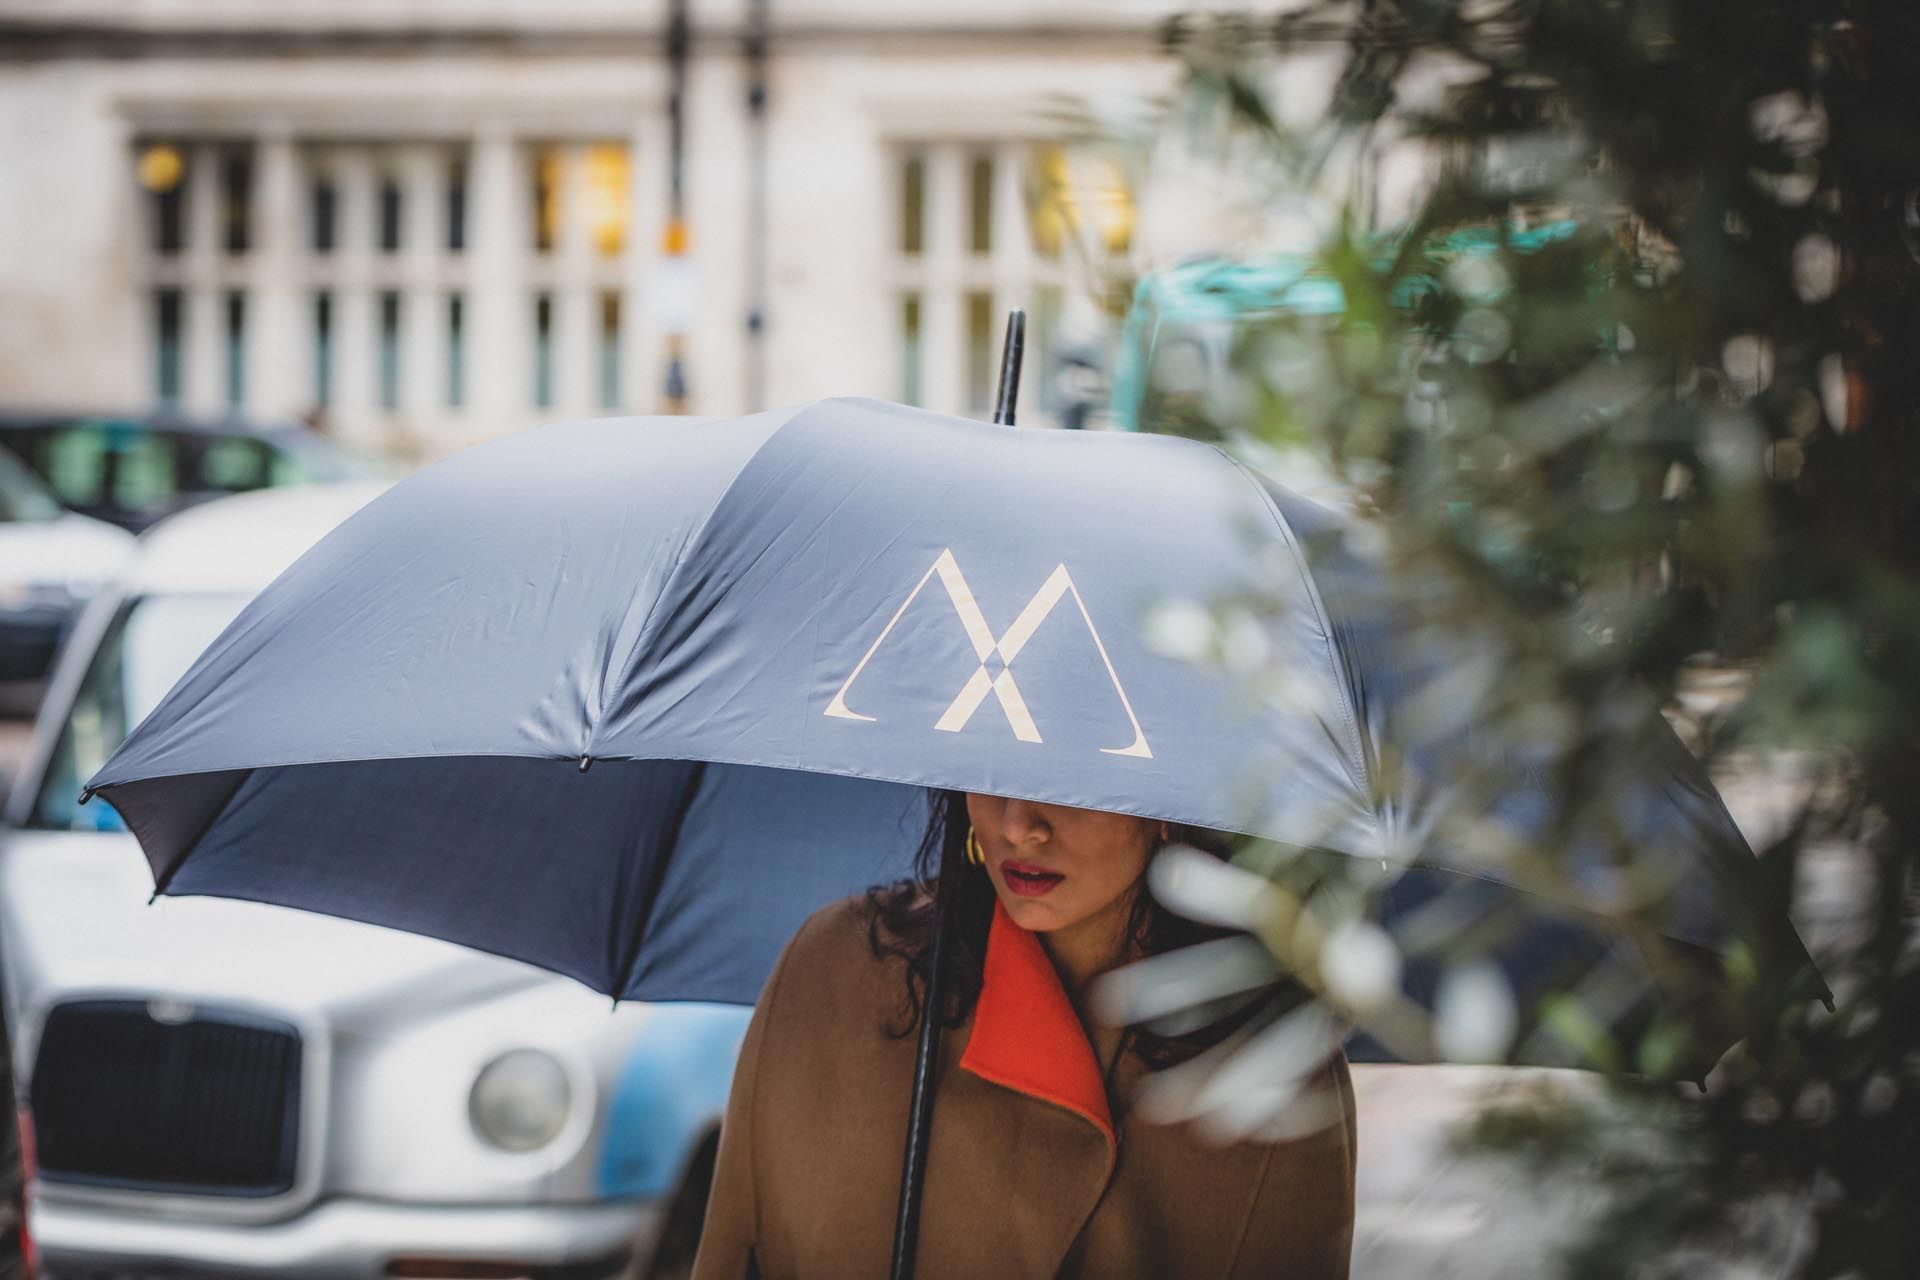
[30,999,302,1197]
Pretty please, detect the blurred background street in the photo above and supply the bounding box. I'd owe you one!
[0,2,1907,1278]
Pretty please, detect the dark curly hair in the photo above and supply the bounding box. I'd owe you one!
[865,790,1300,1070]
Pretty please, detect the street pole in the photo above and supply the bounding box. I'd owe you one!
[743,0,770,411]
[660,0,692,413]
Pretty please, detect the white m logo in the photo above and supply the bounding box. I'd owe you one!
[824,548,1152,759]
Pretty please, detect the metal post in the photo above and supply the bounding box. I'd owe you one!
[743,0,770,411]
[660,0,692,412]
[889,309,1024,1280]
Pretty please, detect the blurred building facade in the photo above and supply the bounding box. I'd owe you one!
[0,0,1179,454]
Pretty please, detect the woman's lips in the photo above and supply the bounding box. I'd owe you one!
[1000,861,1065,897]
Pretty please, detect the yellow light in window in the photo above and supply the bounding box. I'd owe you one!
[138,144,185,193]
[534,147,562,253]
[1025,147,1133,258]
[1026,146,1070,258]
[583,144,631,257]
[1086,169,1135,256]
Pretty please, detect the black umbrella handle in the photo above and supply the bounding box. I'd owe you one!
[888,888,950,1280]
[992,310,1026,426]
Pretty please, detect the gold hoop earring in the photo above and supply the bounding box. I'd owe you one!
[965,827,985,866]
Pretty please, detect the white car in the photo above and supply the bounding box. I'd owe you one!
[1,484,747,1279]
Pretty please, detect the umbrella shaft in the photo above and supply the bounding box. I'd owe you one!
[889,895,950,1280]
[992,310,1026,426]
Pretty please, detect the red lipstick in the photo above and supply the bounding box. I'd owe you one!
[1000,860,1065,897]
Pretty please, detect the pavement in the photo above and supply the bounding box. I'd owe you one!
[1350,1064,1616,1278]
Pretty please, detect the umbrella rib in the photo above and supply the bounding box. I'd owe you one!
[120,769,257,904]
[1206,446,1374,808]
[607,760,709,1001]
[595,404,817,738]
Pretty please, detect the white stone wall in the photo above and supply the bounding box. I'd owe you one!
[0,64,143,411]
[0,1,1327,453]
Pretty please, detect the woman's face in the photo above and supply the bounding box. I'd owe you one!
[965,793,1162,937]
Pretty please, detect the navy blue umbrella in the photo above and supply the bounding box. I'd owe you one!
[87,390,1809,1272]
[88,394,1779,973]
[89,396,1389,991]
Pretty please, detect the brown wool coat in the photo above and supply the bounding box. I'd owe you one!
[690,898,1356,1280]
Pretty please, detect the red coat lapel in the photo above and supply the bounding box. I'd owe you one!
[958,901,1115,1146]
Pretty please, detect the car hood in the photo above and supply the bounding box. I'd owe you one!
[0,512,135,587]
[0,830,559,1061]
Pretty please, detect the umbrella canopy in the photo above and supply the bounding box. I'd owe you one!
[89,397,1795,1013]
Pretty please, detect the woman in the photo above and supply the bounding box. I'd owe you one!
[689,791,1357,1279]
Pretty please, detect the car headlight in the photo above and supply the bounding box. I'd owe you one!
[468,1049,572,1152]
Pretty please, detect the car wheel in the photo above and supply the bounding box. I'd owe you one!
[640,1131,718,1280]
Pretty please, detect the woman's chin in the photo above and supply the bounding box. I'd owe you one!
[997,894,1071,932]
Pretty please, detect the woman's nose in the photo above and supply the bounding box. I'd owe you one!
[999,798,1051,845]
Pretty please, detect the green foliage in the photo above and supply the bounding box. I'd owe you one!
[1146,1,1920,1274]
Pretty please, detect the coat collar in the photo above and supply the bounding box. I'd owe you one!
[958,900,1115,1145]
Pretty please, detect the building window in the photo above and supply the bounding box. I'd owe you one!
[890,142,1132,422]
[532,293,554,408]
[1028,144,1133,258]
[154,289,183,405]
[223,290,247,407]
[1032,284,1067,423]
[968,153,994,255]
[220,144,253,255]
[446,161,468,253]
[378,291,401,410]
[135,135,628,427]
[311,175,338,254]
[901,293,922,405]
[585,146,631,257]
[966,291,995,416]
[527,144,630,256]
[378,179,403,254]
[313,292,333,407]
[598,292,623,410]
[899,153,925,256]
[447,293,465,408]
[138,143,188,255]
[532,147,560,254]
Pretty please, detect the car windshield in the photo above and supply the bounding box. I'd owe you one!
[0,446,61,523]
[0,418,378,531]
[28,592,250,832]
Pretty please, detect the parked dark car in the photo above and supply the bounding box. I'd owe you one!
[0,411,376,534]
[0,448,132,684]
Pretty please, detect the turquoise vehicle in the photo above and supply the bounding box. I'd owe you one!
[1109,221,1586,440]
